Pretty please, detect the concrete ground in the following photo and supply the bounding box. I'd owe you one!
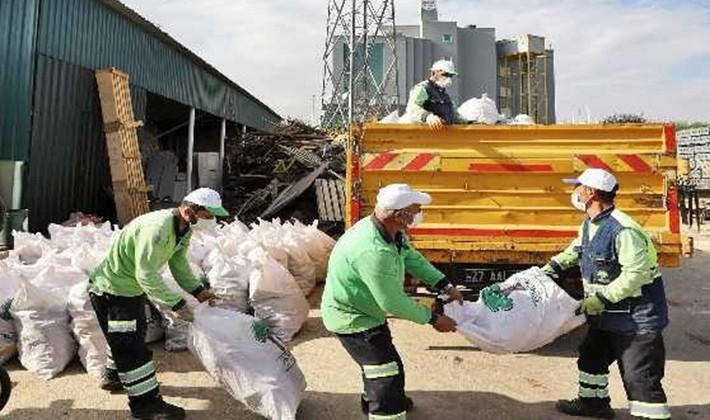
[2,227,709,419]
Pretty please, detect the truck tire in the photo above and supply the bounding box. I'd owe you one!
[0,365,11,412]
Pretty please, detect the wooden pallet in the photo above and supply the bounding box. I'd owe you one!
[95,68,151,225]
[315,178,345,222]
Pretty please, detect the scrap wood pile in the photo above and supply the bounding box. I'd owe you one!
[222,120,346,229]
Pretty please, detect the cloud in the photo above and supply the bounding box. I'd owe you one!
[121,0,710,122]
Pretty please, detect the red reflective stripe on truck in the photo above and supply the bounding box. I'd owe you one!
[667,185,680,234]
[577,155,614,172]
[618,154,653,172]
[408,228,578,238]
[403,153,436,171]
[363,152,397,170]
[664,124,677,152]
[468,163,554,172]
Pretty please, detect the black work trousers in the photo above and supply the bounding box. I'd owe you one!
[90,292,161,411]
[577,328,669,419]
[337,323,408,419]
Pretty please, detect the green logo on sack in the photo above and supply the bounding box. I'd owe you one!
[481,284,514,312]
[251,319,270,343]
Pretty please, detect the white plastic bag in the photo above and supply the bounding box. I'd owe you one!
[144,303,165,344]
[68,282,108,379]
[249,252,309,342]
[207,255,251,313]
[379,111,399,123]
[291,221,335,283]
[158,271,201,352]
[11,280,78,380]
[189,306,307,420]
[0,262,22,363]
[444,267,585,354]
[457,93,500,125]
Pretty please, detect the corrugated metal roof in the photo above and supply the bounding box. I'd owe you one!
[0,0,39,161]
[35,0,281,130]
[24,55,147,232]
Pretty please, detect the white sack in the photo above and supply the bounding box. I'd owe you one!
[249,252,309,342]
[457,93,500,125]
[68,282,108,379]
[379,111,400,123]
[512,114,535,125]
[291,221,336,283]
[189,306,306,420]
[0,263,22,363]
[11,280,77,380]
[444,267,585,354]
[207,255,250,313]
[158,271,201,352]
[144,303,165,344]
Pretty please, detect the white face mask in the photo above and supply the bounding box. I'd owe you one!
[435,76,452,88]
[192,217,217,232]
[408,211,424,228]
[571,193,589,212]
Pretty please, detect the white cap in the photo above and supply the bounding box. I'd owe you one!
[376,184,432,210]
[431,59,458,75]
[183,188,229,216]
[563,168,618,192]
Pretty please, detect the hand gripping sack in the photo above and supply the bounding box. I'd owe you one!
[444,267,585,354]
[189,306,306,420]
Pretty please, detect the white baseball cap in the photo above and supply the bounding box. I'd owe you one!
[183,188,229,216]
[563,168,618,192]
[376,184,432,210]
[431,59,458,76]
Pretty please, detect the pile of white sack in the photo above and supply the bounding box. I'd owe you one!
[380,93,535,126]
[444,267,585,354]
[0,217,335,383]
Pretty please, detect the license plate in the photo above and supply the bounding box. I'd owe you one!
[462,268,516,285]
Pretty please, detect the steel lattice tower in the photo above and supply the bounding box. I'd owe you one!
[320,0,400,129]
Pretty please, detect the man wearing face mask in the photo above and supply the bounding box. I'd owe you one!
[542,168,670,420]
[88,187,224,420]
[405,59,469,129]
[321,183,463,420]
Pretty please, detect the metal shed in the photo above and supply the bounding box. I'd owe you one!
[0,0,281,231]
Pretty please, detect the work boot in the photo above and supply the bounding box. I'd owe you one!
[100,369,123,393]
[360,395,414,415]
[130,397,186,420]
[556,398,615,419]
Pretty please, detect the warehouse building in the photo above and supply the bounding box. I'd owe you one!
[0,0,281,233]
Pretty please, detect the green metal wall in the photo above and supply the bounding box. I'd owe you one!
[36,0,280,130]
[0,0,39,161]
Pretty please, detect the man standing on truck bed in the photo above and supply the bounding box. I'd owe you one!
[321,183,463,420]
[542,168,670,420]
[89,188,224,420]
[405,59,469,129]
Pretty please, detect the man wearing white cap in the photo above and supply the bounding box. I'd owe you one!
[542,169,670,420]
[321,183,462,420]
[89,188,226,420]
[405,59,470,129]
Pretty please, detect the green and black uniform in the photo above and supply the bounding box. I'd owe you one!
[89,209,206,413]
[322,216,449,420]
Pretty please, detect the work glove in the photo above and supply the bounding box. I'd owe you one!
[173,305,194,322]
[578,294,605,316]
[251,319,271,343]
[195,289,219,306]
[540,264,555,275]
[441,284,464,305]
[426,113,445,130]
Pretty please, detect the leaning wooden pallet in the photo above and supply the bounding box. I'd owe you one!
[95,68,151,225]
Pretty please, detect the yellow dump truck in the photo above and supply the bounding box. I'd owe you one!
[346,124,692,295]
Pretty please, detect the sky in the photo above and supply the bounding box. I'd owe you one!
[120,0,710,124]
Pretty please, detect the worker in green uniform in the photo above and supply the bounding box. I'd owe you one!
[405,59,469,129]
[89,187,226,420]
[321,183,463,420]
[543,168,670,420]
